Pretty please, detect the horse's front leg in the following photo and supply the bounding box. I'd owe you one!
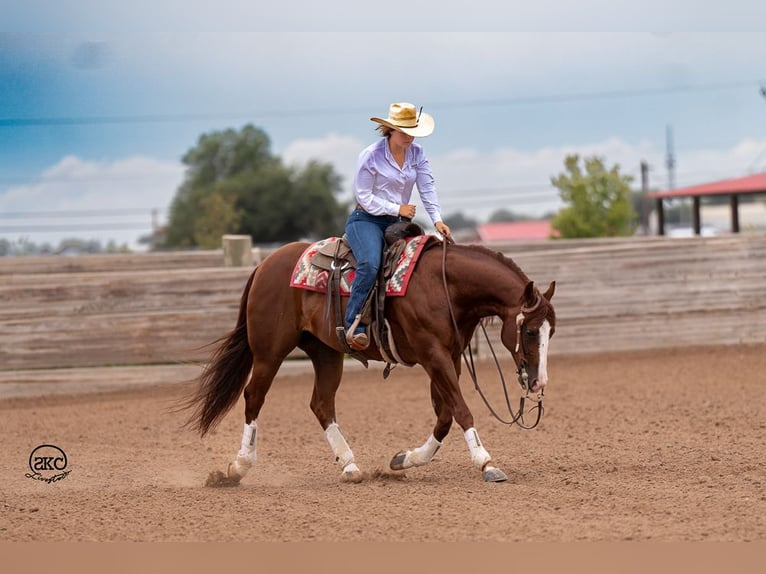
[393,355,508,482]
[462,426,507,482]
[451,383,507,482]
[390,380,451,470]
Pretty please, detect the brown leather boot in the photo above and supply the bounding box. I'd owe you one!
[346,331,369,350]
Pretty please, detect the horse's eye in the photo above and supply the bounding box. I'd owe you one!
[525,329,538,337]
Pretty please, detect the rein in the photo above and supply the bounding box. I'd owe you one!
[440,239,544,430]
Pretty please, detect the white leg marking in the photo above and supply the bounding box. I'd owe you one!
[324,422,356,470]
[537,319,551,388]
[464,427,491,470]
[232,420,258,478]
[402,434,442,468]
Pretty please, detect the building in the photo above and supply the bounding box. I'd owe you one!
[649,172,766,236]
[476,220,556,243]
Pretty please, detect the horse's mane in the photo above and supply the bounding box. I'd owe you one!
[460,244,531,283]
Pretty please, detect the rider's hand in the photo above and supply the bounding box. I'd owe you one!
[435,221,452,239]
[398,204,416,220]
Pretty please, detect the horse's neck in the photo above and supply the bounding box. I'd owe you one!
[450,246,527,316]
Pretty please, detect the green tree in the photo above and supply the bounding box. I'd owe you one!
[193,192,243,248]
[163,125,346,248]
[104,240,131,253]
[550,154,638,238]
[488,208,525,222]
[443,211,478,230]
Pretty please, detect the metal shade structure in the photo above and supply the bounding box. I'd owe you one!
[649,172,766,235]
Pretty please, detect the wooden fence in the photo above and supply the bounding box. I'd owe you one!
[1,235,764,371]
[478,234,766,357]
[0,251,254,370]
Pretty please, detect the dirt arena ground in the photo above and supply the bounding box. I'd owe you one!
[1,345,764,542]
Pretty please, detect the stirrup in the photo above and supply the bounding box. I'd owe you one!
[346,331,369,350]
[345,314,368,349]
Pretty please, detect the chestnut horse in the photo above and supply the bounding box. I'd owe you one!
[184,238,555,483]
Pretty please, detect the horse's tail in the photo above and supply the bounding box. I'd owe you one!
[182,266,258,436]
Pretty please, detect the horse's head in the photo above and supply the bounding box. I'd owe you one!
[501,280,556,393]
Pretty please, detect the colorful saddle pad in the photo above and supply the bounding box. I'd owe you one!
[290,235,430,297]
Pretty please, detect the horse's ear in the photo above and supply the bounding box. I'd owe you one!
[543,280,556,301]
[523,281,537,305]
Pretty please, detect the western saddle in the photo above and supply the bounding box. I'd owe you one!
[308,221,425,375]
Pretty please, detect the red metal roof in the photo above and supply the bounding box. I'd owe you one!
[477,221,555,242]
[650,172,766,199]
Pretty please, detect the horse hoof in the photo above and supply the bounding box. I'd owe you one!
[482,466,508,483]
[204,468,241,488]
[390,451,408,471]
[341,463,363,483]
[227,462,245,481]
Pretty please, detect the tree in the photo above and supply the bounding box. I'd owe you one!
[0,237,127,256]
[193,192,243,249]
[443,211,478,230]
[550,154,638,238]
[163,125,347,248]
[488,208,525,223]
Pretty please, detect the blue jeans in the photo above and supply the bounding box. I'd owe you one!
[344,208,404,334]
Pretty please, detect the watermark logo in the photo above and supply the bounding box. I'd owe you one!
[26,444,71,483]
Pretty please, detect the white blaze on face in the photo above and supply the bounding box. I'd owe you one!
[537,320,551,388]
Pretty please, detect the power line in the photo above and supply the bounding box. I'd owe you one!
[432,80,759,109]
[0,174,180,184]
[441,181,553,194]
[0,208,163,218]
[0,80,759,128]
[445,189,558,205]
[0,223,152,232]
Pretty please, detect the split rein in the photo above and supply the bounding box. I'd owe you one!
[440,238,544,430]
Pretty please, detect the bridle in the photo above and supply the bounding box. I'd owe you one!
[441,239,544,429]
[514,292,544,391]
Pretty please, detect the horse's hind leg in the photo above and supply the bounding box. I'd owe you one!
[301,336,363,483]
[224,354,284,482]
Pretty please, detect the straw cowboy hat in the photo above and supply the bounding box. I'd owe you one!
[371,102,435,137]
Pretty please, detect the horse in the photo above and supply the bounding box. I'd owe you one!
[183,237,556,483]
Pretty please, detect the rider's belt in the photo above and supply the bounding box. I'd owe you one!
[355,204,406,222]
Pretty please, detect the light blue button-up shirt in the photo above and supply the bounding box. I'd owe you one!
[353,138,443,224]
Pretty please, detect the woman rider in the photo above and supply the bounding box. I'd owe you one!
[344,102,452,350]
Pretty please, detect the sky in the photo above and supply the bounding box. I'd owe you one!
[2,5,766,249]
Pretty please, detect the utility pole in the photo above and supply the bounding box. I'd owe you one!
[640,160,649,235]
[665,124,676,191]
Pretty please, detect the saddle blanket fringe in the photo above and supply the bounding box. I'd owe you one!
[290,235,429,297]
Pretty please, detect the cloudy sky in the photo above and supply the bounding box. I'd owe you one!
[2,6,766,248]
